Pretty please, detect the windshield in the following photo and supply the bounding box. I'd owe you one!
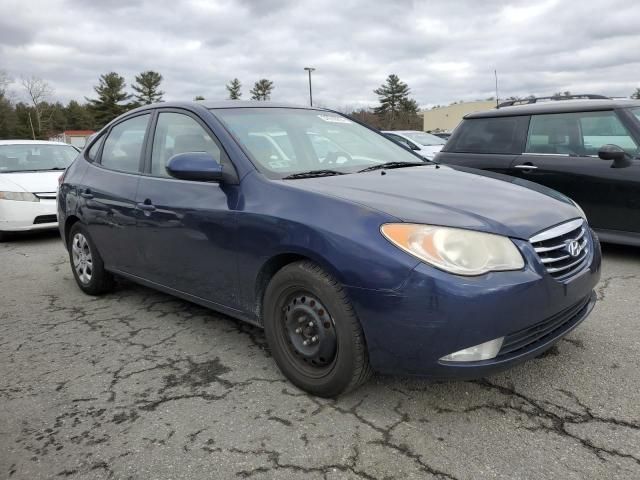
[212,108,421,177]
[0,144,78,173]
[401,131,446,146]
[630,107,640,123]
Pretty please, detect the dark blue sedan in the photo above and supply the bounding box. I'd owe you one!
[58,101,601,396]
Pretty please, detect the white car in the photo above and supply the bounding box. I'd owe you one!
[0,140,79,240]
[382,130,447,160]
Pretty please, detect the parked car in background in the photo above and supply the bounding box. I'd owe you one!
[382,130,446,160]
[434,97,640,247]
[59,101,600,397]
[0,140,79,240]
[431,131,452,141]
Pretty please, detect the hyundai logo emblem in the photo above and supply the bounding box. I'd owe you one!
[566,240,582,257]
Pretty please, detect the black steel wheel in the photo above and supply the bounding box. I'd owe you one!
[263,261,372,397]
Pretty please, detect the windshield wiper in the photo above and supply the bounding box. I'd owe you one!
[282,169,346,180]
[357,161,427,173]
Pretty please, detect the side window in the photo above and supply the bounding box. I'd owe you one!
[526,111,638,156]
[86,136,103,162]
[447,116,528,154]
[101,114,150,172]
[525,113,576,155]
[151,112,222,177]
[578,111,638,156]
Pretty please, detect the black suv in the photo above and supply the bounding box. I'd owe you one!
[434,97,640,246]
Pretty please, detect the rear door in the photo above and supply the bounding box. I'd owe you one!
[435,116,529,174]
[80,113,151,273]
[134,109,240,308]
[511,110,640,234]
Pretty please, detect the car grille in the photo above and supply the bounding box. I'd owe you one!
[33,214,57,224]
[498,294,592,358]
[530,218,590,280]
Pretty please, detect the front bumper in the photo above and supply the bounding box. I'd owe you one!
[348,231,602,377]
[0,199,58,232]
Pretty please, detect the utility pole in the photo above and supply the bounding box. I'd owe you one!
[304,67,315,106]
[494,70,499,108]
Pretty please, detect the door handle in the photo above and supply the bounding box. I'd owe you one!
[514,164,538,170]
[137,200,156,212]
[80,189,94,199]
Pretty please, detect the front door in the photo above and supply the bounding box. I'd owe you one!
[134,110,240,309]
[510,110,640,234]
[81,113,150,273]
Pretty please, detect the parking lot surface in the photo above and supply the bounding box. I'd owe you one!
[1,231,639,479]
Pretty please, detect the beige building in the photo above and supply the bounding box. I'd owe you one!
[422,100,496,132]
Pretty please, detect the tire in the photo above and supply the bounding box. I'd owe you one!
[67,223,114,295]
[263,261,372,397]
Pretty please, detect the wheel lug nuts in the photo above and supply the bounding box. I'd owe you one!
[295,327,302,334]
[311,336,318,343]
[302,340,309,346]
[308,321,314,327]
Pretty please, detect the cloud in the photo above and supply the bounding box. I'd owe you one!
[0,0,639,108]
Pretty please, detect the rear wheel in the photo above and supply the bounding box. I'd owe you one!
[68,223,114,295]
[263,261,372,397]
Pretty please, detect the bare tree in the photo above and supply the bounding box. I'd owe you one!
[21,76,54,138]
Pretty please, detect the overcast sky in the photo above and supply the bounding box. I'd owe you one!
[1,0,639,109]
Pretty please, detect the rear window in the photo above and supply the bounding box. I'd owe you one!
[444,116,529,154]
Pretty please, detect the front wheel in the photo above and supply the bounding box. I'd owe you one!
[263,261,372,397]
[68,223,114,295]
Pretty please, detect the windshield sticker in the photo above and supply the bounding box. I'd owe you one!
[317,114,352,124]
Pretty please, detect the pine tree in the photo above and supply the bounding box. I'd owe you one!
[87,72,131,127]
[226,78,242,100]
[194,95,205,101]
[131,71,164,105]
[250,79,274,101]
[374,74,420,129]
[632,88,640,100]
[65,100,95,130]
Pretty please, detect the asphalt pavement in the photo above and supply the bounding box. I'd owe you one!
[1,231,639,479]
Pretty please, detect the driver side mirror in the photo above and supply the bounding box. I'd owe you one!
[167,152,224,181]
[598,144,632,168]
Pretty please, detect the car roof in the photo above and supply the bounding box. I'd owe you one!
[465,99,640,119]
[0,139,72,146]
[129,100,326,112]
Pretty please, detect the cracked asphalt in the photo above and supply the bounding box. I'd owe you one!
[1,231,639,480]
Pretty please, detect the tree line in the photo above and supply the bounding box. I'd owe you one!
[0,71,277,139]
[4,67,633,141]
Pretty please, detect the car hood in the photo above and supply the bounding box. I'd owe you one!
[0,171,61,193]
[285,165,581,240]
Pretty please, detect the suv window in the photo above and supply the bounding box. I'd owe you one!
[526,111,638,156]
[446,116,528,154]
[151,112,222,177]
[101,114,150,172]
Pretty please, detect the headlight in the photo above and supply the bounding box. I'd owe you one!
[0,191,39,202]
[381,224,524,276]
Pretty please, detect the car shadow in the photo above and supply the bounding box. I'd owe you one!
[1,229,61,245]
